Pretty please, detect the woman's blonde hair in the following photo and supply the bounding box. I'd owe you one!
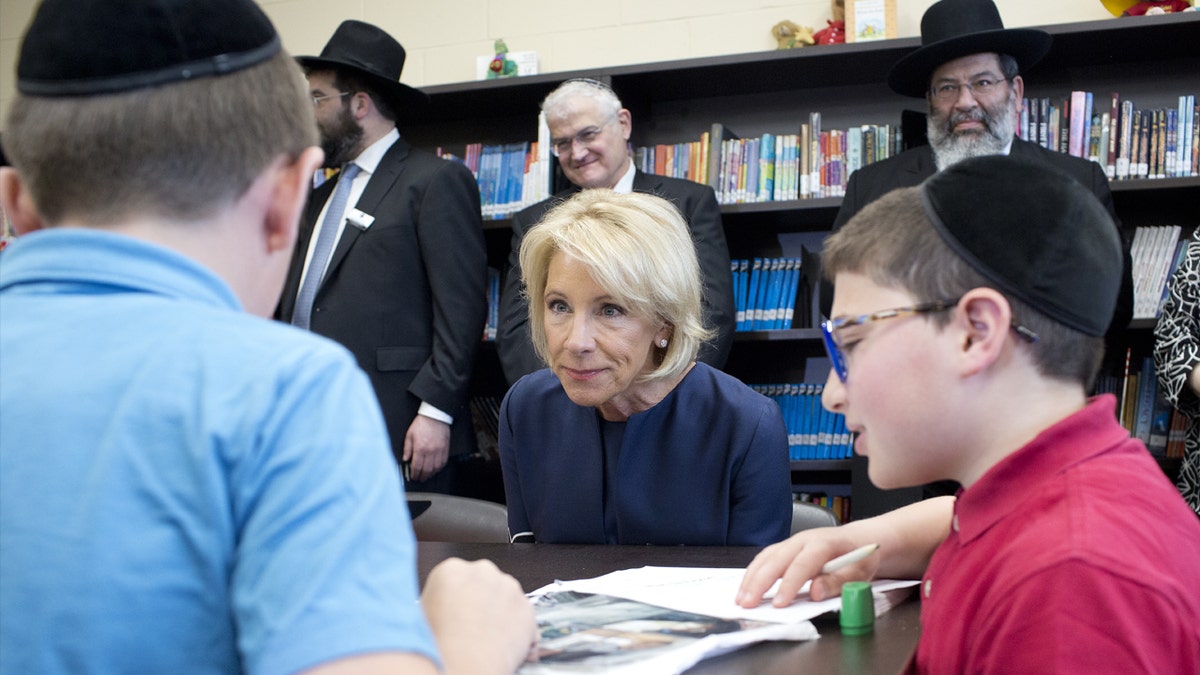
[519,189,713,382]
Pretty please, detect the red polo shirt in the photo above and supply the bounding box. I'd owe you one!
[910,395,1200,674]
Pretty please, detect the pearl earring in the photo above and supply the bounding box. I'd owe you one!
[659,339,668,348]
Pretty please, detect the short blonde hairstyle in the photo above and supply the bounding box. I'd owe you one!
[520,189,713,382]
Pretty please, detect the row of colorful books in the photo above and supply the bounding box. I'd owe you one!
[1130,225,1188,320]
[482,267,500,342]
[1095,351,1188,459]
[1018,92,1198,181]
[753,383,851,461]
[439,141,552,220]
[634,117,904,205]
[632,136,709,186]
[733,257,804,332]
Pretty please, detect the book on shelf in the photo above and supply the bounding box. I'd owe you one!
[1133,356,1157,444]
[1069,91,1087,157]
[1106,92,1121,179]
[483,266,500,342]
[1129,224,1183,319]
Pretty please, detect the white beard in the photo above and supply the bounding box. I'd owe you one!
[928,94,1018,172]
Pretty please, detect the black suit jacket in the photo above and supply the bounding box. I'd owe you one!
[828,138,1134,336]
[496,170,737,386]
[277,136,487,464]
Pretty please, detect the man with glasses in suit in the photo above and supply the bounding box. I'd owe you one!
[497,78,737,386]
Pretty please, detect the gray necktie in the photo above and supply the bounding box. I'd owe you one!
[292,163,361,330]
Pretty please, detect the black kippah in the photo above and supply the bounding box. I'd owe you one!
[920,155,1122,337]
[17,0,280,97]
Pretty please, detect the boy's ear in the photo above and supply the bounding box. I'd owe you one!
[956,288,1012,377]
[0,168,47,235]
[263,147,323,254]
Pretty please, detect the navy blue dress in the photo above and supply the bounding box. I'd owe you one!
[498,363,791,545]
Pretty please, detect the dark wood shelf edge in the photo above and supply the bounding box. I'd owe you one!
[479,177,1197,231]
[791,460,852,471]
[734,328,823,342]
[1110,176,1200,193]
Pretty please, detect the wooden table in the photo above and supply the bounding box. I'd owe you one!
[417,541,920,674]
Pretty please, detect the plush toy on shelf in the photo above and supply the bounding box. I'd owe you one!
[487,39,519,79]
[813,19,846,44]
[772,20,816,49]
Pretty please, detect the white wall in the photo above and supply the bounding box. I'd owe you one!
[0,0,1118,131]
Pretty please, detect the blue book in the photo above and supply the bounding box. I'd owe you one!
[730,259,742,328]
[762,258,784,330]
[758,133,776,202]
[788,384,802,458]
[803,384,820,459]
[816,402,832,459]
[752,258,774,330]
[1132,356,1157,444]
[742,258,763,331]
[736,259,750,328]
[780,258,801,330]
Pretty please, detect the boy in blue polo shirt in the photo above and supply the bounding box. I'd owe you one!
[0,1,534,673]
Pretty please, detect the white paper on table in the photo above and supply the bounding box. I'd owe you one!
[518,567,919,675]
[529,566,919,624]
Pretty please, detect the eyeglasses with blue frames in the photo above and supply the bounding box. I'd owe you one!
[820,297,1040,382]
[821,299,960,383]
[311,91,350,107]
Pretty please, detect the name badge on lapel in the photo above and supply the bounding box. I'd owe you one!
[346,208,375,231]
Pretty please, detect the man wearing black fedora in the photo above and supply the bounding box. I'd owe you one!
[277,21,488,494]
[830,0,1133,340]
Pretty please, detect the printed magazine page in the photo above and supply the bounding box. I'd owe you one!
[520,589,815,675]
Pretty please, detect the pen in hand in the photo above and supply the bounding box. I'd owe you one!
[820,543,880,575]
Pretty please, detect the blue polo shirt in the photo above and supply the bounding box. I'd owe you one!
[0,229,437,675]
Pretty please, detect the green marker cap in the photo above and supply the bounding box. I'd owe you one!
[840,581,874,635]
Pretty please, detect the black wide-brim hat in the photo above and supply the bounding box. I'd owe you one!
[888,0,1052,98]
[297,20,429,113]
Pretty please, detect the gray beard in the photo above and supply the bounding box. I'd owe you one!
[928,103,1017,172]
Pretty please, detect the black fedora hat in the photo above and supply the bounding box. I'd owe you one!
[297,20,428,113]
[887,0,1052,98]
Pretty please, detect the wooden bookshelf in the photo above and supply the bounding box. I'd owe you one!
[442,12,1200,517]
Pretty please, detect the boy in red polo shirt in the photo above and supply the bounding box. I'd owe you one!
[737,155,1200,673]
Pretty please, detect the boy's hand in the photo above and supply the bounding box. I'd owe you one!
[736,528,879,608]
